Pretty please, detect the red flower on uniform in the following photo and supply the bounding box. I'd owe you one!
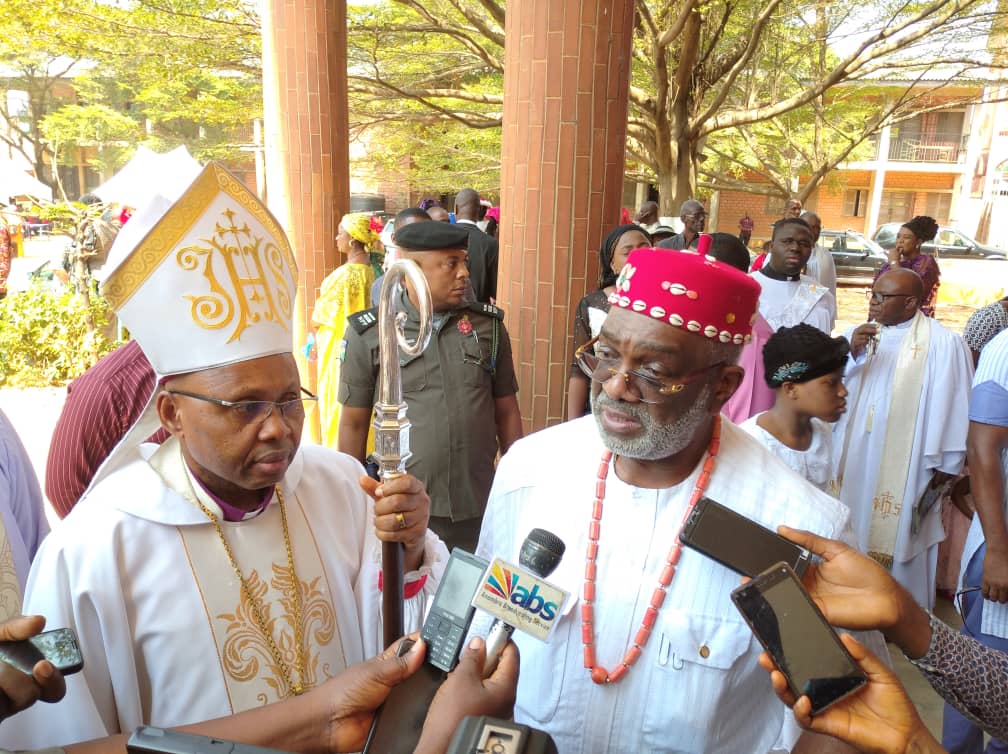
[458,317,473,335]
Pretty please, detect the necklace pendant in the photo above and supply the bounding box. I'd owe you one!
[590,666,609,684]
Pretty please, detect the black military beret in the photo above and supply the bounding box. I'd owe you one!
[394,221,470,251]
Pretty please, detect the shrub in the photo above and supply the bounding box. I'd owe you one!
[0,284,116,386]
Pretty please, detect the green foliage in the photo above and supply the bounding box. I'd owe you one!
[0,284,115,386]
[347,0,504,192]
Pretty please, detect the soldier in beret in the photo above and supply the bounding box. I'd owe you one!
[337,221,524,551]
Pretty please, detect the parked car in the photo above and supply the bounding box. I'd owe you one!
[819,229,889,283]
[873,222,1007,260]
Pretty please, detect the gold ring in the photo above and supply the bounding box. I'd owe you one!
[395,512,407,530]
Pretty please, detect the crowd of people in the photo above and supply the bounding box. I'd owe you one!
[1,165,1008,754]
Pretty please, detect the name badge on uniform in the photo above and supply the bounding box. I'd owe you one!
[338,339,347,361]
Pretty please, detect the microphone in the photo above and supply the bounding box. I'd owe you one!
[481,528,566,674]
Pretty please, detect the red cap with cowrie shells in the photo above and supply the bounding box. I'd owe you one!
[607,246,762,345]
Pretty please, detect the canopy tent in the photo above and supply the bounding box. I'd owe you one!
[0,160,53,201]
[92,145,197,209]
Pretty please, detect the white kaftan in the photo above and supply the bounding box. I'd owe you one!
[740,414,835,492]
[833,317,973,608]
[751,272,835,334]
[0,439,446,749]
[474,416,872,754]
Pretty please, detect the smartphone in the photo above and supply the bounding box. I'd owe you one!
[128,726,290,754]
[0,627,83,676]
[420,548,489,672]
[731,562,867,714]
[679,497,811,578]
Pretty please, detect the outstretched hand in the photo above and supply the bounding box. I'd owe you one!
[776,526,931,657]
[415,637,519,754]
[318,633,426,752]
[0,615,66,723]
[759,634,943,754]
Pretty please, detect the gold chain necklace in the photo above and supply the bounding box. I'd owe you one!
[193,486,307,696]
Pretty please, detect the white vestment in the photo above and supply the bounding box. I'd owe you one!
[833,317,973,608]
[740,414,835,492]
[1,439,447,749]
[474,416,876,754]
[804,245,837,329]
[751,271,835,334]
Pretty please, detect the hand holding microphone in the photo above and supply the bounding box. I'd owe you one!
[480,528,567,675]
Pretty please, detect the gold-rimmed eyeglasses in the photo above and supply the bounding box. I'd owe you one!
[574,336,722,404]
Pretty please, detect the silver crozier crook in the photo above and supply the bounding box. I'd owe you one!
[374,258,433,649]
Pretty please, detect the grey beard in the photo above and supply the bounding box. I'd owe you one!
[591,384,712,461]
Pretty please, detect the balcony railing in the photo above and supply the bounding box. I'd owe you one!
[886,132,968,163]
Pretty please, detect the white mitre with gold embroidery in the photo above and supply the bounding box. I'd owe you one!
[88,161,298,492]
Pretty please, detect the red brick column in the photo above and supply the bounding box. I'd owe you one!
[262,0,350,441]
[498,0,634,432]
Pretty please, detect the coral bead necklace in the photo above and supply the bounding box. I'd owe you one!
[582,417,721,684]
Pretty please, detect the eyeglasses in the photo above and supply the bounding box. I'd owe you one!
[167,387,318,425]
[865,291,913,303]
[955,586,982,636]
[574,336,722,403]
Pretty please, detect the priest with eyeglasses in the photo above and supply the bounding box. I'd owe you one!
[0,160,448,749]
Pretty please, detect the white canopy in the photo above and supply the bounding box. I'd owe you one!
[0,160,53,201]
[93,145,198,208]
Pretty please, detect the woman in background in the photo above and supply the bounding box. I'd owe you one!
[565,224,651,419]
[312,213,379,448]
[876,215,941,317]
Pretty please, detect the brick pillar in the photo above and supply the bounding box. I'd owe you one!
[262,0,350,442]
[498,0,634,433]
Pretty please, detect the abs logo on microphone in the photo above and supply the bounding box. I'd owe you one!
[474,558,569,640]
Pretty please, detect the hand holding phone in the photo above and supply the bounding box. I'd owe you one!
[0,616,73,723]
[732,563,867,715]
[758,633,935,754]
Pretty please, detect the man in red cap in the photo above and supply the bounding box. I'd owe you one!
[473,247,873,753]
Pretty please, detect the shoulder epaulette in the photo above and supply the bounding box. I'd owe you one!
[468,301,505,320]
[348,307,379,334]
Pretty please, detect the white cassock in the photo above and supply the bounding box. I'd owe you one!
[750,271,835,334]
[805,245,837,330]
[474,416,885,754]
[833,317,973,609]
[0,438,447,749]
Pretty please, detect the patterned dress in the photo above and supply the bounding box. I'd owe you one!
[911,615,1008,742]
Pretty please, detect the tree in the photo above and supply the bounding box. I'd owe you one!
[39,104,140,199]
[0,0,262,191]
[349,0,1008,212]
[347,0,503,193]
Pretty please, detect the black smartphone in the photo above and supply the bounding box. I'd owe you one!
[0,627,83,676]
[679,497,811,578]
[731,562,867,715]
[420,548,489,672]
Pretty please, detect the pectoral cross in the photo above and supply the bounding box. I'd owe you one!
[909,342,922,359]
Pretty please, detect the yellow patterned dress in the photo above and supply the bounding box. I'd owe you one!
[312,262,374,449]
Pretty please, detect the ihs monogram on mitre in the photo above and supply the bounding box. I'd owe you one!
[177,206,292,344]
[99,162,298,378]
